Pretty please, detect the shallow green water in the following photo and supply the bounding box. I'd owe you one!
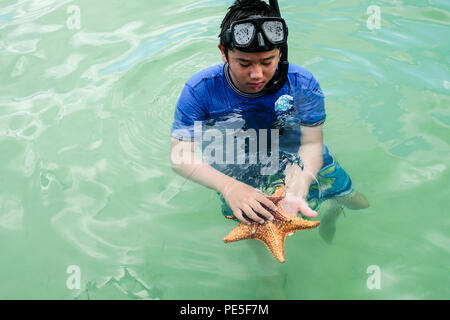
[0,0,449,299]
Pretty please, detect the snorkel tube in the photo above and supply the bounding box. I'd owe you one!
[263,0,289,94]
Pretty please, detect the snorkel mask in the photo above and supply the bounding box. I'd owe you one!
[220,15,288,53]
[220,0,289,94]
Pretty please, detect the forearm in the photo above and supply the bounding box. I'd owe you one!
[172,160,235,194]
[284,143,323,197]
[284,125,323,198]
[170,141,234,194]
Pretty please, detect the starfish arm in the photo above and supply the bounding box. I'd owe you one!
[281,217,320,233]
[255,222,287,263]
[223,224,253,242]
[222,184,319,263]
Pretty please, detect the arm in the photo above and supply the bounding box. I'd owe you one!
[170,138,277,224]
[282,124,323,217]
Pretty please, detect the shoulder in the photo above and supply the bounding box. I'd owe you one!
[185,63,225,89]
[287,63,318,87]
[285,63,323,96]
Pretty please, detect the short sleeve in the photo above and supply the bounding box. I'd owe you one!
[291,74,326,127]
[171,84,208,141]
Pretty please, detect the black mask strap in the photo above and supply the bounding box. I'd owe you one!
[263,0,289,94]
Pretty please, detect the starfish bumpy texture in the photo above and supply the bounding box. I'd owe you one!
[223,185,320,263]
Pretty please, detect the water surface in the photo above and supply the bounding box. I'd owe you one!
[0,0,449,299]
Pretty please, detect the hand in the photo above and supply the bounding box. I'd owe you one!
[221,180,278,225]
[279,192,318,218]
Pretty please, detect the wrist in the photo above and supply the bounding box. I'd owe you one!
[285,186,308,199]
[284,167,311,199]
[218,176,236,197]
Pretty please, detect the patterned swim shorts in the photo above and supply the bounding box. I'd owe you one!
[219,145,354,217]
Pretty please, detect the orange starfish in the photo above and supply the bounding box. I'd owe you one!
[223,184,320,263]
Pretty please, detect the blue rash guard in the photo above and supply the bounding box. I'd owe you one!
[172,63,325,141]
[171,62,353,214]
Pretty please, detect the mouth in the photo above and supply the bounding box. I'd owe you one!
[248,82,264,88]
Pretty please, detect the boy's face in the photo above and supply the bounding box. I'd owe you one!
[219,44,281,94]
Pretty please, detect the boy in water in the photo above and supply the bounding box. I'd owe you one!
[170,0,369,242]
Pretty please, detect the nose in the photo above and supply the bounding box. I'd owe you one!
[249,64,263,80]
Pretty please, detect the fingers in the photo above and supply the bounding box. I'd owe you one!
[241,204,265,224]
[233,208,262,225]
[255,192,278,212]
[233,209,251,225]
[302,208,318,218]
[227,185,280,224]
[233,203,269,225]
[298,200,318,218]
[250,200,274,221]
[247,190,278,222]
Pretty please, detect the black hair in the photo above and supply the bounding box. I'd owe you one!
[219,0,280,58]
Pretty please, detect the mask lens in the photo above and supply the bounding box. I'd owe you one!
[233,23,255,45]
[262,21,284,43]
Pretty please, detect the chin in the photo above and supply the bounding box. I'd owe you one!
[246,86,265,93]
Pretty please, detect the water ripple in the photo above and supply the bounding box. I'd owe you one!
[0,193,24,230]
[0,0,72,30]
[0,0,449,299]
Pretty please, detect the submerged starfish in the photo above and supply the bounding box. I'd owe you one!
[223,185,320,263]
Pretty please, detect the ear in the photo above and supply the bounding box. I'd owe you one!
[218,44,228,63]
